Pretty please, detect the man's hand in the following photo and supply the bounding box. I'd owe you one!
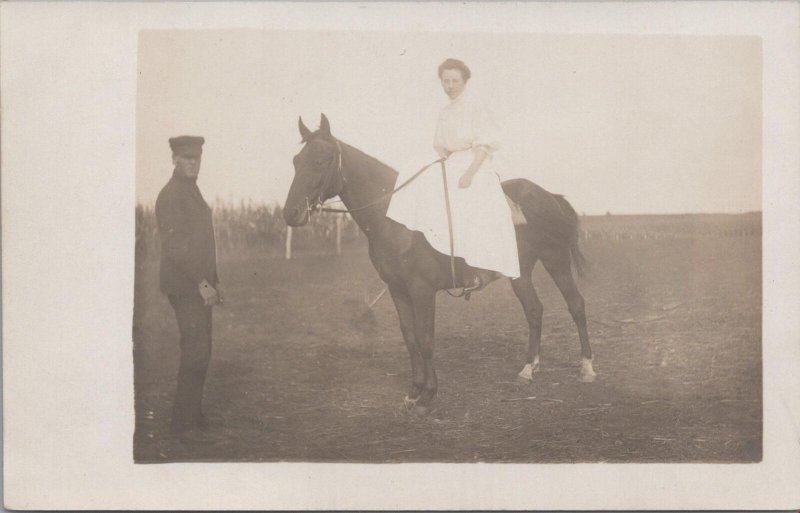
[458,173,474,188]
[198,280,219,306]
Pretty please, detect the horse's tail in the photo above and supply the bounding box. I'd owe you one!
[502,178,589,279]
[553,195,588,279]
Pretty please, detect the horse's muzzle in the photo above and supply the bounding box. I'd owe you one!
[283,203,310,227]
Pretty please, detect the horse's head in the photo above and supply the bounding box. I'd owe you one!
[283,114,345,226]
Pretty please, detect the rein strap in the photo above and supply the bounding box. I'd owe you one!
[439,159,460,292]
[317,148,464,296]
[319,154,445,214]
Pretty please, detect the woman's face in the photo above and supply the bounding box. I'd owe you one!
[440,68,466,100]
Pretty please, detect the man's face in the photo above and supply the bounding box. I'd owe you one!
[173,152,202,179]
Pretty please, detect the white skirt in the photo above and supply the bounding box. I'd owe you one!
[386,150,521,279]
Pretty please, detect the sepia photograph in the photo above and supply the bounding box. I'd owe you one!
[3,1,799,510]
[134,30,762,463]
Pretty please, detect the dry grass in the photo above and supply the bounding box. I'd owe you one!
[134,233,761,463]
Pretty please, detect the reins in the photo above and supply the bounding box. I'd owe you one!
[316,141,445,215]
[311,141,467,297]
[438,159,468,298]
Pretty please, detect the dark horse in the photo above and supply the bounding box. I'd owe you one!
[284,115,595,415]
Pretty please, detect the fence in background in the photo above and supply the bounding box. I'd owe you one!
[578,213,762,241]
[135,202,362,261]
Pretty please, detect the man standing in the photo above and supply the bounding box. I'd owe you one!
[155,135,221,437]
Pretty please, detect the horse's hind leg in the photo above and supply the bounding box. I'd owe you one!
[511,255,543,382]
[542,253,596,382]
[388,283,425,408]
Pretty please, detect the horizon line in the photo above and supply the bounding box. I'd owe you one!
[134,197,762,218]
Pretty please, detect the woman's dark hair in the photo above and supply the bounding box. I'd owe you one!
[437,58,471,81]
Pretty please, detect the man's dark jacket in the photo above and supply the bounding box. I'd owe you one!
[155,172,218,296]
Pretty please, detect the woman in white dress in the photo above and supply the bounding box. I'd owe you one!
[386,58,520,290]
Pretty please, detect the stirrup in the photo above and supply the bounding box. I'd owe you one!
[462,276,484,301]
[445,276,480,300]
[463,275,483,293]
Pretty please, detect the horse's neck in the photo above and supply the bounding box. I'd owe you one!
[338,143,398,232]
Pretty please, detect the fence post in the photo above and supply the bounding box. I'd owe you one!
[336,215,342,256]
[285,226,293,260]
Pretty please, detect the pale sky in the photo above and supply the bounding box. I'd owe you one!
[137,31,761,215]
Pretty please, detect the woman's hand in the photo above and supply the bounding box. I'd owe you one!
[458,148,488,188]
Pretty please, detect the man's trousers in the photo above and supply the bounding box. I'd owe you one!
[167,293,212,432]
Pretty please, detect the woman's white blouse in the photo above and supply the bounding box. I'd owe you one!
[433,92,501,157]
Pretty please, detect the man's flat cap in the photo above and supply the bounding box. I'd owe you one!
[169,135,205,156]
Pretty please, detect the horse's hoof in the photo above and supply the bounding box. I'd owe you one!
[403,395,419,410]
[411,405,430,417]
[580,358,596,383]
[517,359,539,382]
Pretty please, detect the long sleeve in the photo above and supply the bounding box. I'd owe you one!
[156,191,207,285]
[433,111,449,158]
[432,94,501,156]
[471,102,501,154]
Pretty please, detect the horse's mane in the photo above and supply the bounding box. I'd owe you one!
[303,130,398,176]
[341,141,398,176]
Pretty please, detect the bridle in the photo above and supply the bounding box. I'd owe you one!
[298,141,467,296]
[306,140,345,215]
[303,139,445,216]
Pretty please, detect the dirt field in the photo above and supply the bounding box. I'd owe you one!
[133,232,761,463]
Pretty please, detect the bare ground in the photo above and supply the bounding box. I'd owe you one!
[133,236,761,462]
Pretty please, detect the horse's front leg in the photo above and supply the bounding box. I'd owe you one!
[388,283,425,408]
[409,283,437,416]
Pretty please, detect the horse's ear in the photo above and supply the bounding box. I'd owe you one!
[298,116,312,141]
[319,113,331,137]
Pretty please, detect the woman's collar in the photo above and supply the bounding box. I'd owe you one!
[448,89,468,105]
